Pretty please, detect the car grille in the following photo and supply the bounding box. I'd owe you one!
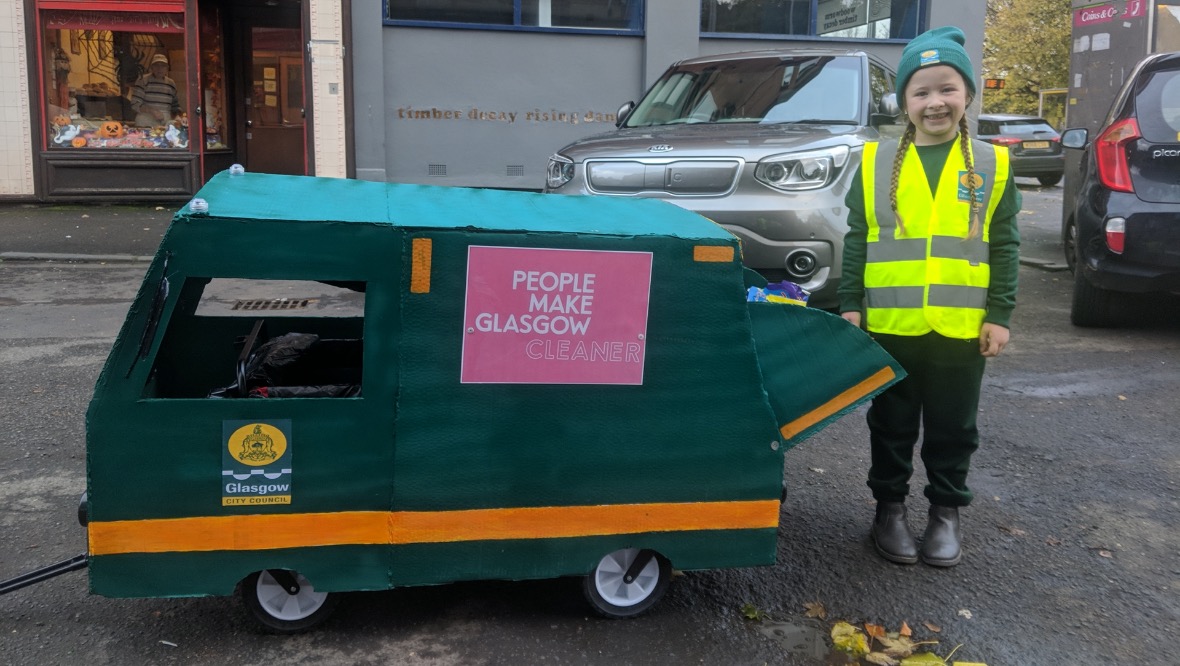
[585,159,742,195]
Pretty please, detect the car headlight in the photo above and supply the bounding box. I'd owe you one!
[546,154,574,190]
[754,145,850,192]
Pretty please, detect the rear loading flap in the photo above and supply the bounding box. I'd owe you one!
[747,303,905,449]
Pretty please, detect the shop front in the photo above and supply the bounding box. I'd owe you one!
[31,0,315,201]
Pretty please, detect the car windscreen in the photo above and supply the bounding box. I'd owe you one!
[623,55,862,127]
[1134,66,1180,143]
[997,120,1057,135]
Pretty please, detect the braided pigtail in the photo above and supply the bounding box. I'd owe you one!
[890,122,917,235]
[959,116,982,240]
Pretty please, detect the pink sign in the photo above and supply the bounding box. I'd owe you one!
[461,246,653,385]
[1122,0,1146,19]
[1074,3,1119,27]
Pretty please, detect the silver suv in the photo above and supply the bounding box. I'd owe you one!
[545,49,900,308]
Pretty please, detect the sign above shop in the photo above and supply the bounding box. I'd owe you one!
[818,0,891,35]
[42,9,184,33]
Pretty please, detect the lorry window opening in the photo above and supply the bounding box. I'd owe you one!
[144,278,366,400]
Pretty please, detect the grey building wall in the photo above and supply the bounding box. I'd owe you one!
[353,1,988,190]
[352,0,389,182]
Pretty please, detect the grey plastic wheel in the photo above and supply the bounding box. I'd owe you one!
[241,569,338,633]
[583,548,671,619]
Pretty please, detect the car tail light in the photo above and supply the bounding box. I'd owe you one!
[1105,217,1126,254]
[1094,118,1140,193]
[988,136,1021,146]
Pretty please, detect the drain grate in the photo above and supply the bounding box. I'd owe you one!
[232,298,315,311]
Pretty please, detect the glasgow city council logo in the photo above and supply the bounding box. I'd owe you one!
[230,423,287,465]
[222,420,292,507]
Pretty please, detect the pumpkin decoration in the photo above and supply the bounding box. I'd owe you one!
[98,120,124,139]
[52,114,71,127]
[71,136,87,148]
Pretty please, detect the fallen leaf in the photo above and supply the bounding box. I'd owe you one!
[1098,550,1113,558]
[81,214,89,218]
[957,609,973,620]
[809,467,825,474]
[1045,537,1062,546]
[877,635,918,658]
[998,525,1027,536]
[831,621,870,657]
[900,653,947,665]
[155,206,166,211]
[900,621,912,637]
[864,622,886,639]
[1118,395,1127,401]
[803,601,826,619]
[923,621,942,633]
[159,640,177,648]
[740,603,768,621]
[865,652,900,666]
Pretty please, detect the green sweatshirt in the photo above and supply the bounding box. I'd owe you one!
[837,137,1022,329]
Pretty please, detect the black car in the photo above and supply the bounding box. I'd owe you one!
[1060,51,1180,327]
[977,113,1065,186]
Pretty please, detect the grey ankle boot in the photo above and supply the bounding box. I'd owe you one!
[871,501,918,564]
[920,505,962,567]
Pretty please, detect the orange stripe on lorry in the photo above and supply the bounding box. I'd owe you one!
[779,366,896,440]
[88,500,780,556]
[693,245,735,263]
[410,237,432,293]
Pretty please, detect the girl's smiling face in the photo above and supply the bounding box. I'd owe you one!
[903,65,970,145]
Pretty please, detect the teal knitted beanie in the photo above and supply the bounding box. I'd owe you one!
[895,26,976,97]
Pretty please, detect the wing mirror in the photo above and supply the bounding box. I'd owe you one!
[1061,128,1089,149]
[615,101,635,128]
[871,93,901,127]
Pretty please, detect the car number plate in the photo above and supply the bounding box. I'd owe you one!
[1023,141,1050,149]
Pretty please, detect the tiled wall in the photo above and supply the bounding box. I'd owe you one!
[309,0,346,179]
[0,0,34,196]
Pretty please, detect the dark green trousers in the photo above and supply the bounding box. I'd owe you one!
[866,332,986,507]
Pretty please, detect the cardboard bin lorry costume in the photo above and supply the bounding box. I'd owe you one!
[2,171,904,632]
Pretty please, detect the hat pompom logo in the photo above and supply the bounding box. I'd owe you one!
[919,49,941,67]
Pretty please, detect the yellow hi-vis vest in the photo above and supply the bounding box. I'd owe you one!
[861,137,1009,339]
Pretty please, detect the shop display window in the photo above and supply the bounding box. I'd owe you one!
[42,10,190,151]
[200,6,229,151]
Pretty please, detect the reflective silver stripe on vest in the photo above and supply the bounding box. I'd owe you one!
[929,284,988,309]
[865,286,924,308]
[866,237,926,262]
[872,139,901,238]
[865,285,988,309]
[931,235,988,264]
[969,139,998,215]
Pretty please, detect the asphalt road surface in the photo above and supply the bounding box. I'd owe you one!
[1,181,1178,665]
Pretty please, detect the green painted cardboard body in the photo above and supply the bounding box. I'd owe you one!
[85,172,902,598]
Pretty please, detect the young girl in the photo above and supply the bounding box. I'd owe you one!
[838,26,1021,567]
